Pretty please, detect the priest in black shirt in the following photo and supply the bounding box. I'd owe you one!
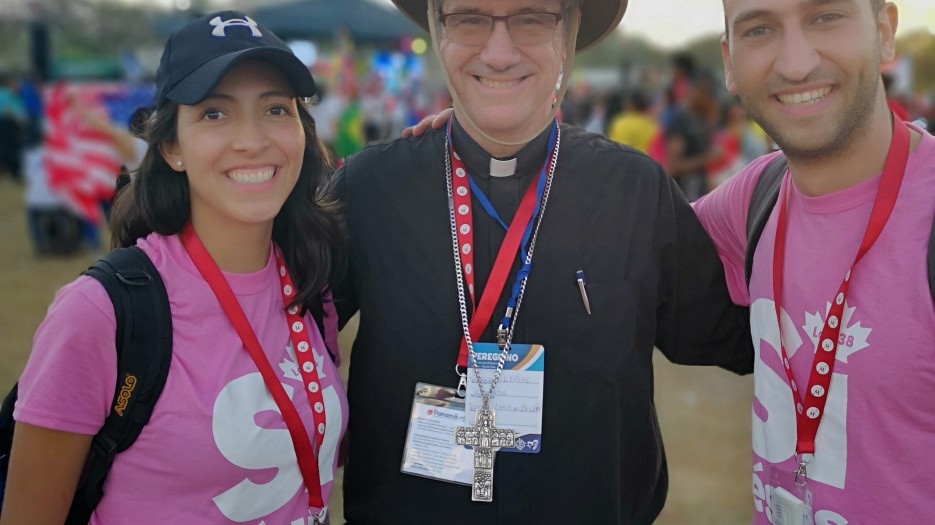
[328,0,752,523]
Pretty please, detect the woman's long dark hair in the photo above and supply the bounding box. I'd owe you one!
[110,99,345,313]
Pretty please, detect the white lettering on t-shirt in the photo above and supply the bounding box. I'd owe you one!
[210,343,343,522]
[750,298,860,521]
[751,299,799,464]
[212,373,301,520]
[814,510,849,525]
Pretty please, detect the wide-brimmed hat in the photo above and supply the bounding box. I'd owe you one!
[155,10,316,106]
[391,0,627,51]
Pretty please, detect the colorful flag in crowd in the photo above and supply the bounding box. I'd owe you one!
[43,83,123,225]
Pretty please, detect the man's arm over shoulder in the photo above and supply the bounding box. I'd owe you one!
[654,172,753,374]
[323,163,359,329]
[322,133,446,329]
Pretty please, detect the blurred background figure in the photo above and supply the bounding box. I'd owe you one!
[0,72,27,183]
[663,71,721,201]
[581,90,611,135]
[334,84,364,163]
[705,100,747,190]
[608,89,658,154]
[885,73,912,121]
[660,53,696,130]
[17,74,44,150]
[309,82,343,165]
[23,145,83,256]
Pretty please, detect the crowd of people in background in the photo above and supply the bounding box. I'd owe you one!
[561,53,934,202]
[0,52,933,257]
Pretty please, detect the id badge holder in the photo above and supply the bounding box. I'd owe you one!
[465,343,545,453]
[769,467,813,525]
[400,382,473,485]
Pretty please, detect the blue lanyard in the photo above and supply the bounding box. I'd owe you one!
[455,121,558,335]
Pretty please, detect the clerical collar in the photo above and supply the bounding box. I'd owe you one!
[451,117,553,181]
[490,158,517,178]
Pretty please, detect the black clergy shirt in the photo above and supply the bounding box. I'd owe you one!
[330,118,752,525]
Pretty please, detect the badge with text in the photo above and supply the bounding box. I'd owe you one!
[401,383,473,485]
[770,487,813,525]
[465,343,544,453]
[769,465,813,525]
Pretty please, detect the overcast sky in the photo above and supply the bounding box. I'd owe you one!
[87,0,935,50]
[374,0,935,49]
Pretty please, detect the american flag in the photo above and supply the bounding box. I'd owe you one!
[43,83,124,225]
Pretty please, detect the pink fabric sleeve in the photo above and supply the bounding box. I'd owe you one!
[692,152,784,306]
[14,276,118,435]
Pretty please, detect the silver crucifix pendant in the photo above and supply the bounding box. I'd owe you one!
[455,405,515,502]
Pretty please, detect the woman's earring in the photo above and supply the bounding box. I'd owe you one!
[176,160,184,168]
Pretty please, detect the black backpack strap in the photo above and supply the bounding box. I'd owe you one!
[66,246,172,524]
[0,383,17,510]
[744,154,935,303]
[929,212,935,304]
[745,154,788,288]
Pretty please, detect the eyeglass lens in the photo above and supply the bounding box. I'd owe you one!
[443,13,561,45]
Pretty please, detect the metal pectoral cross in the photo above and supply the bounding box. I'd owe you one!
[454,402,515,502]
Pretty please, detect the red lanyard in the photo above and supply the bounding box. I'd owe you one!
[773,116,909,456]
[180,224,327,509]
[450,143,545,369]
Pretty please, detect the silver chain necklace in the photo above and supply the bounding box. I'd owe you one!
[444,124,561,408]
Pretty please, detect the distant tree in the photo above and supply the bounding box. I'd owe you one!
[45,0,163,61]
[0,19,30,73]
[0,0,165,76]
[575,31,667,69]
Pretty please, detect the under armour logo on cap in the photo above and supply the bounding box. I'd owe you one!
[209,14,262,37]
[155,10,316,106]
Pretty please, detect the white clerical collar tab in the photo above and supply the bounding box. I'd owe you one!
[489,158,518,178]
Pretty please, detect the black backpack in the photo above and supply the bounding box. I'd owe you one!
[744,154,935,302]
[0,246,173,524]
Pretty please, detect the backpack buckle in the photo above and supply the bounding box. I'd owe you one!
[91,433,119,462]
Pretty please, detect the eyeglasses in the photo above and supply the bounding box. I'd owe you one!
[439,12,564,46]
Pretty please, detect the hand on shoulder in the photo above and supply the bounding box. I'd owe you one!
[402,108,453,137]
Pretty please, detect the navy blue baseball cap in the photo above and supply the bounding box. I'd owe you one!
[155,11,316,106]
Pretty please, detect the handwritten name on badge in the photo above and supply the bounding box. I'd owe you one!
[466,343,545,453]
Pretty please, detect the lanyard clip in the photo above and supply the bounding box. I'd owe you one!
[497,322,509,349]
[309,506,327,525]
[793,454,812,487]
[497,307,513,348]
[456,365,467,398]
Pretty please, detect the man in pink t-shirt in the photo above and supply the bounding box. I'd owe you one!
[694,0,935,522]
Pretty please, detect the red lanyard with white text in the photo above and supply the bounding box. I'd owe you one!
[448,121,558,375]
[773,115,909,484]
[180,224,327,509]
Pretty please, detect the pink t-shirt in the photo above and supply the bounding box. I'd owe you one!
[15,233,348,524]
[694,125,935,524]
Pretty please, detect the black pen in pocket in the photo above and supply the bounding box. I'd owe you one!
[575,269,591,315]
